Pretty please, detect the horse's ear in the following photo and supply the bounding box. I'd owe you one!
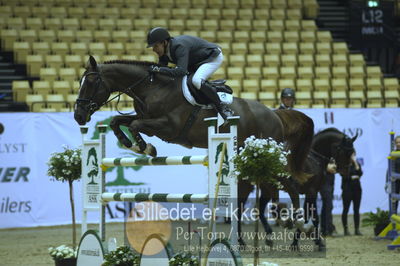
[88,55,97,69]
[351,132,358,143]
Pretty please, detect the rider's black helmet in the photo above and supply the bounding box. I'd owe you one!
[147,27,171,48]
[281,88,295,98]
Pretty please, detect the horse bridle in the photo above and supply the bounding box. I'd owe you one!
[309,149,334,164]
[75,71,109,114]
[333,137,354,158]
[75,70,151,115]
[330,137,354,172]
[311,136,354,167]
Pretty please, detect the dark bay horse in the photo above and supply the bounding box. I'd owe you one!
[74,56,314,229]
[74,56,313,181]
[244,127,358,250]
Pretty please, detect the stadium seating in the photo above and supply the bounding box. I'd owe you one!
[0,0,396,111]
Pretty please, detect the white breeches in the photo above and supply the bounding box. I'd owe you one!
[192,51,224,89]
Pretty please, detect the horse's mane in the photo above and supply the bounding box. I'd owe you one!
[314,127,343,138]
[103,60,160,67]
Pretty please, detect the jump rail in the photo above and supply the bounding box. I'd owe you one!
[101,192,209,203]
[102,155,208,167]
[80,116,240,247]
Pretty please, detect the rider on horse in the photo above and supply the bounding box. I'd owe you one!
[279,88,296,110]
[146,27,233,122]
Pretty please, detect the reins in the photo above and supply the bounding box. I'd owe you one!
[309,149,333,164]
[113,73,151,115]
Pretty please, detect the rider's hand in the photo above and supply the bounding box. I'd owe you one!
[326,162,337,174]
[149,65,161,73]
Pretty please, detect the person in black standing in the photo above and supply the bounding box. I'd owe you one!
[320,170,337,236]
[341,150,363,235]
[278,88,295,110]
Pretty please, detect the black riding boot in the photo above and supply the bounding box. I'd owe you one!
[355,228,362,235]
[344,226,350,236]
[200,80,232,122]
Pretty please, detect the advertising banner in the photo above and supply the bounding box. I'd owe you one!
[1,108,399,228]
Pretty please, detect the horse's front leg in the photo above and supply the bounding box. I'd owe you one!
[110,115,149,155]
[110,115,137,148]
[127,116,173,157]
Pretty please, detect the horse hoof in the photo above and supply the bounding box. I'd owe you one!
[145,143,157,157]
[129,145,145,155]
[276,218,286,227]
[278,219,293,229]
[303,220,314,233]
[295,218,305,230]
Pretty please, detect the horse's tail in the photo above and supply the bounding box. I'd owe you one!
[274,109,314,184]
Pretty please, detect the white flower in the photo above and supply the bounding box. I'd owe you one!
[232,136,290,187]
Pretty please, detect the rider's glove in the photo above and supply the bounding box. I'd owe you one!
[149,65,161,73]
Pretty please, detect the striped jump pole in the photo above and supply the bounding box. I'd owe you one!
[102,155,208,167]
[101,192,208,203]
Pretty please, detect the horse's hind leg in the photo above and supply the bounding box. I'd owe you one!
[283,180,305,230]
[237,180,253,247]
[259,187,274,247]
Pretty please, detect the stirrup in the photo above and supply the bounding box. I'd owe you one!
[214,105,230,119]
[222,105,234,117]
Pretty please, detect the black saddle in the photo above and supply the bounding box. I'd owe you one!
[187,73,233,105]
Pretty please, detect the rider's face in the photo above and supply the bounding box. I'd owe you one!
[281,97,295,108]
[153,41,166,57]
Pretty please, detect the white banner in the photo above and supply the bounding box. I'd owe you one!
[0,108,399,228]
[0,111,207,229]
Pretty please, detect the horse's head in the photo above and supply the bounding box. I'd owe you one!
[332,133,358,176]
[74,56,111,125]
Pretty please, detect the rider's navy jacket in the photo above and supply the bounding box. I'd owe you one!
[157,35,221,77]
